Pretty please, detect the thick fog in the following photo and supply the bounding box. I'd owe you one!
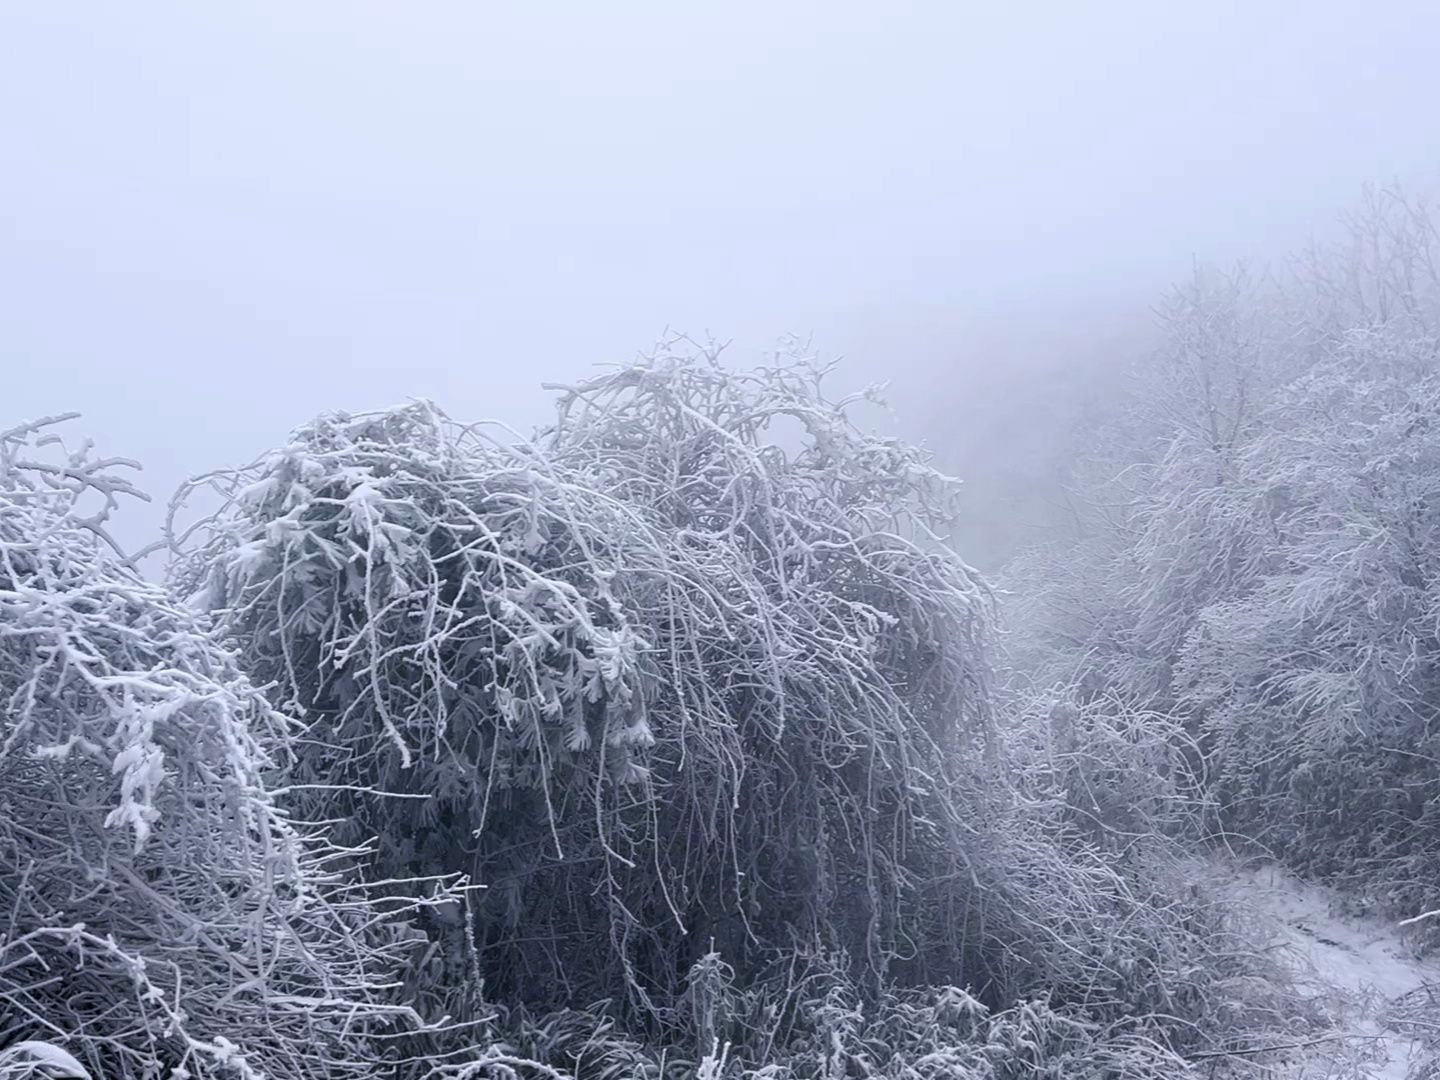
[15,8,1440,1078]
[5,1,1439,564]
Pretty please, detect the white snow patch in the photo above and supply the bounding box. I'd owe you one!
[1215,859,1438,1079]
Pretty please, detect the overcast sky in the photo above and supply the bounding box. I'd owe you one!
[4,1,1440,556]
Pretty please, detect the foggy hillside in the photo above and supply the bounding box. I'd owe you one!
[7,4,1440,1080]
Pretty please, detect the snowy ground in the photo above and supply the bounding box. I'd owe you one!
[1215,859,1440,1079]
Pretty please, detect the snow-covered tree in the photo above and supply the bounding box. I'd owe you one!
[1180,344,1440,897]
[1007,185,1440,924]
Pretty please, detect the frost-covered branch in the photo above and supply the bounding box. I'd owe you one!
[0,416,454,1079]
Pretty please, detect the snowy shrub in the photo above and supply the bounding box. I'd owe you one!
[1005,691,1211,850]
[0,417,441,1079]
[157,344,1295,1077]
[176,347,1000,1037]
[143,339,1307,1080]
[440,955,1237,1079]
[998,537,1145,699]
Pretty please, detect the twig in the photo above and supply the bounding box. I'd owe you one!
[1188,1032,1392,1060]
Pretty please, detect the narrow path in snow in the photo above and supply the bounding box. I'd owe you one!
[1215,860,1440,1079]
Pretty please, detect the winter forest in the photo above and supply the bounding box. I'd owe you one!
[7,182,1440,1079]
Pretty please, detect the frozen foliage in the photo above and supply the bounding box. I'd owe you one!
[0,417,441,1079]
[1182,353,1440,918]
[161,346,1276,1076]
[0,344,1312,1078]
[176,350,997,1022]
[1009,187,1440,934]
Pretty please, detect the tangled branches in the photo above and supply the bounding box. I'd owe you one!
[0,417,437,1079]
[0,349,1295,1080]
[176,347,998,1035]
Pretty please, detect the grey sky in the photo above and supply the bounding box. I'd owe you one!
[4,1,1439,558]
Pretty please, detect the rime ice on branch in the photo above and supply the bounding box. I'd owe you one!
[0,416,440,1080]
[177,345,998,1028]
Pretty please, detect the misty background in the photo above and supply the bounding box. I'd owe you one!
[5,1,1439,569]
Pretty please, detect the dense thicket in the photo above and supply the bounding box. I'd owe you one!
[0,418,441,1079]
[159,350,1271,1076]
[1007,187,1440,932]
[174,356,998,1013]
[3,341,1312,1076]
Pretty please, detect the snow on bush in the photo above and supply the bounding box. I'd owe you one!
[175,349,999,1030]
[165,347,1286,1077]
[1180,352,1440,918]
[0,416,439,1079]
